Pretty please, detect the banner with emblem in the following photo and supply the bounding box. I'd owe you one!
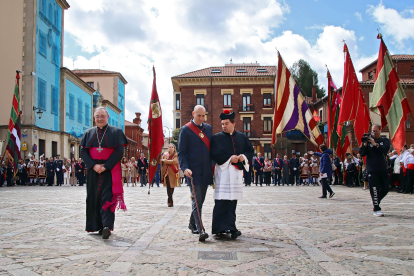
[147,66,164,187]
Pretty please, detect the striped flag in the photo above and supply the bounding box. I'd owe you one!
[327,70,350,161]
[271,52,324,147]
[370,34,411,153]
[338,43,370,147]
[5,71,22,176]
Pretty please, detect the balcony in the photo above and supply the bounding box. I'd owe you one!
[239,103,255,112]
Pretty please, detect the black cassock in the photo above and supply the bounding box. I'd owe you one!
[80,124,127,232]
[210,131,254,234]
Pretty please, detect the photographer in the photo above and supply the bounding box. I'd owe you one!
[359,124,390,217]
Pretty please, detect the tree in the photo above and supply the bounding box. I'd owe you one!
[290,59,325,98]
[171,128,181,148]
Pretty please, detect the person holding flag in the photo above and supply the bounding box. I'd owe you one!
[178,105,213,242]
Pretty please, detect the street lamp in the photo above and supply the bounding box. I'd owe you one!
[33,106,43,119]
[163,126,172,144]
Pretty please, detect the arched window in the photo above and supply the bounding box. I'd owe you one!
[48,3,53,22]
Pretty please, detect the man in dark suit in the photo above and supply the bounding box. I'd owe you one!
[253,153,264,186]
[178,105,213,242]
[55,154,64,186]
[333,153,343,185]
[289,153,300,185]
[137,153,148,187]
[46,158,55,186]
[75,158,85,186]
[273,153,283,186]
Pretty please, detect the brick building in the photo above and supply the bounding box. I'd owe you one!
[310,55,414,153]
[124,112,146,160]
[171,63,278,158]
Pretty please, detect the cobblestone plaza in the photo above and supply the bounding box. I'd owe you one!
[0,185,413,275]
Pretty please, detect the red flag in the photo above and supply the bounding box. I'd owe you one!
[370,34,411,153]
[147,67,164,184]
[338,43,370,147]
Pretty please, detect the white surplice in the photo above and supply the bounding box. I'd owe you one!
[214,154,249,200]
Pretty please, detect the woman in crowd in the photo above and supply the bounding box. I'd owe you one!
[301,154,310,186]
[129,157,138,187]
[161,144,179,207]
[63,158,71,186]
[121,157,129,187]
[404,149,414,194]
[70,158,77,186]
[310,156,319,186]
[263,156,272,186]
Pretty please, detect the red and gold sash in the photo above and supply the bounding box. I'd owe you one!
[255,157,263,167]
[163,153,179,179]
[186,121,210,151]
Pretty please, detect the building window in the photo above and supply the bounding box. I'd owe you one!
[243,117,251,137]
[411,66,414,75]
[52,44,59,65]
[54,8,58,26]
[242,93,251,111]
[86,82,94,88]
[264,117,272,133]
[41,0,46,14]
[85,103,90,126]
[48,3,53,22]
[176,118,180,129]
[52,141,57,158]
[263,93,272,107]
[77,98,83,123]
[39,31,47,57]
[176,94,180,110]
[196,94,204,106]
[369,71,374,80]
[264,143,272,159]
[38,78,46,110]
[51,85,58,114]
[69,94,75,120]
[223,94,231,107]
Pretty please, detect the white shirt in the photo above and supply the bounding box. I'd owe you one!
[404,154,414,169]
[401,150,410,164]
[394,156,400,174]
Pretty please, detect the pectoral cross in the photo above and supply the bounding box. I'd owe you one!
[97,146,103,153]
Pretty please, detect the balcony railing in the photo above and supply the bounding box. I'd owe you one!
[239,103,255,112]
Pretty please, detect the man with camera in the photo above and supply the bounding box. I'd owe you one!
[359,124,390,217]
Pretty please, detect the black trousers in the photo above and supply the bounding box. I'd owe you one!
[282,171,290,185]
[290,170,300,184]
[78,175,84,186]
[254,171,263,185]
[333,170,342,185]
[321,177,333,197]
[166,177,175,203]
[406,169,414,193]
[264,171,271,185]
[56,172,64,185]
[346,171,355,186]
[274,170,281,184]
[6,176,12,186]
[188,178,208,233]
[367,170,389,212]
[212,200,238,234]
[47,176,54,186]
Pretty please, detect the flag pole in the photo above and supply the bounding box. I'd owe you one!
[148,118,152,195]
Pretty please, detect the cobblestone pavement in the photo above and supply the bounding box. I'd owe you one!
[0,184,413,275]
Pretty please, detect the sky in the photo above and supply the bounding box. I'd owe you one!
[62,0,414,132]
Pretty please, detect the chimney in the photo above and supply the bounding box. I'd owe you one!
[312,85,317,103]
[133,112,141,125]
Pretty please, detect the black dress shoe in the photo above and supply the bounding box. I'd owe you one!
[199,232,209,242]
[188,224,199,234]
[318,196,327,198]
[102,227,111,239]
[231,230,242,239]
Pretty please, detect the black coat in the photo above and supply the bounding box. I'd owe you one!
[253,157,264,171]
[75,162,85,178]
[46,161,55,178]
[137,158,148,174]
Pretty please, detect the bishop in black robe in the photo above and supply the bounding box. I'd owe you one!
[80,123,127,236]
[210,110,254,238]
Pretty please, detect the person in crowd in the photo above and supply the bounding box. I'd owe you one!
[178,105,212,242]
[20,160,27,186]
[403,149,414,194]
[70,157,77,186]
[28,155,37,186]
[359,124,390,217]
[389,151,398,189]
[151,162,161,187]
[138,153,148,187]
[273,154,283,186]
[161,144,179,207]
[6,159,14,187]
[308,145,335,199]
[129,157,138,187]
[310,156,319,185]
[75,158,86,186]
[345,154,356,187]
[55,154,64,186]
[398,145,409,193]
[243,163,252,186]
[210,110,254,239]
[63,158,71,186]
[80,106,127,239]
[121,157,129,187]
[301,154,310,186]
[37,156,46,186]
[263,156,272,186]
[332,153,342,185]
[46,157,55,186]
[289,153,300,186]
[178,168,185,185]
[253,152,264,186]
[392,151,401,191]
[281,155,290,185]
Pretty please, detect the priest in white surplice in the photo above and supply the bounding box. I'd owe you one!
[210,110,254,239]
